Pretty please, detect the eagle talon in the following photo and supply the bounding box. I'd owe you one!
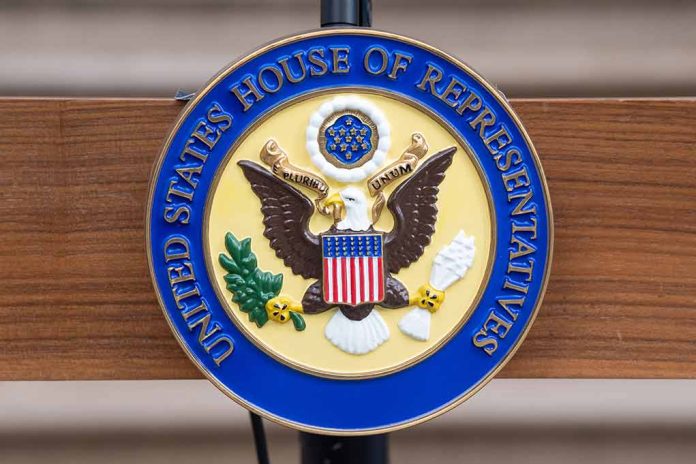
[265,296,303,323]
[410,284,445,313]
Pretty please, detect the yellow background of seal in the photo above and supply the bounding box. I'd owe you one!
[205,92,492,378]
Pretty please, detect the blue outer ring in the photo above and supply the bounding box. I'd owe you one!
[147,29,552,434]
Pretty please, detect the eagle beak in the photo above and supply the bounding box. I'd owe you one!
[323,193,345,224]
[325,193,344,208]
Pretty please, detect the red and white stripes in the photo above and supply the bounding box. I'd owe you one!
[322,234,384,306]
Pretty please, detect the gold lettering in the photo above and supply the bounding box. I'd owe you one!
[509,235,536,260]
[163,205,190,224]
[179,139,208,163]
[366,133,427,196]
[307,48,329,76]
[456,91,482,115]
[166,179,193,202]
[260,140,329,197]
[163,236,190,262]
[190,120,220,150]
[206,335,234,366]
[469,107,496,138]
[175,165,202,189]
[498,297,525,321]
[181,300,208,321]
[278,52,307,84]
[508,261,534,282]
[417,64,442,93]
[207,103,232,131]
[494,147,521,172]
[364,46,389,75]
[473,330,498,355]
[167,261,196,286]
[502,167,530,192]
[388,52,412,79]
[174,285,200,309]
[485,311,512,338]
[330,47,350,73]
[512,217,538,239]
[484,127,512,155]
[438,76,467,107]
[472,310,513,356]
[187,313,221,345]
[231,76,264,111]
[509,190,536,216]
[258,65,284,93]
[503,277,528,294]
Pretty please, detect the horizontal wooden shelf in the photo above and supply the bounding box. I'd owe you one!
[1,97,694,380]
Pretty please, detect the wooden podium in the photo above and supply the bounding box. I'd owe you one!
[1,97,694,464]
[2,97,693,382]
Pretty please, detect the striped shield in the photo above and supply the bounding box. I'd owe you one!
[321,233,385,306]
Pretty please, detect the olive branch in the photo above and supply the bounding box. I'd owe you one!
[218,232,305,331]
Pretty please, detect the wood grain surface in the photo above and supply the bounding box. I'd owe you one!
[0,98,694,380]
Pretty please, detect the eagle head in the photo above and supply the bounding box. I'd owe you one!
[325,187,371,231]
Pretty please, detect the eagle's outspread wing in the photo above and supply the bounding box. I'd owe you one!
[384,147,457,274]
[238,160,323,279]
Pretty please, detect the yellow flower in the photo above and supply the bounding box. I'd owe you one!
[411,284,445,313]
[265,296,303,323]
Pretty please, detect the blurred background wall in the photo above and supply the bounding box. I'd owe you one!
[1,0,695,97]
[1,1,695,463]
[2,380,696,464]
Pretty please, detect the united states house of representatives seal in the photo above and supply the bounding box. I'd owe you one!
[146,29,553,434]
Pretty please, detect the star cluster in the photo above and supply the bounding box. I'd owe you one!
[323,114,373,165]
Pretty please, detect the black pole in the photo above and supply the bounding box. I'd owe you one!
[299,2,387,463]
[300,432,388,464]
[321,0,372,27]
[250,412,271,464]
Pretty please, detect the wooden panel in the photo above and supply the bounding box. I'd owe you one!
[0,98,694,380]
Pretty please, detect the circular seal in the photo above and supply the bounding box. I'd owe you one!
[147,29,553,435]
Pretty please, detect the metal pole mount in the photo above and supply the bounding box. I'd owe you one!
[321,0,372,27]
[300,2,387,463]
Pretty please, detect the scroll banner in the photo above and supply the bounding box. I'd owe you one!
[367,133,428,196]
[260,139,329,198]
[367,133,428,222]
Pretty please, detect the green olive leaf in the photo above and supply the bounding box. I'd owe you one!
[219,231,299,331]
[290,312,306,331]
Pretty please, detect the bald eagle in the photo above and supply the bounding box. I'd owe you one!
[238,147,456,354]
